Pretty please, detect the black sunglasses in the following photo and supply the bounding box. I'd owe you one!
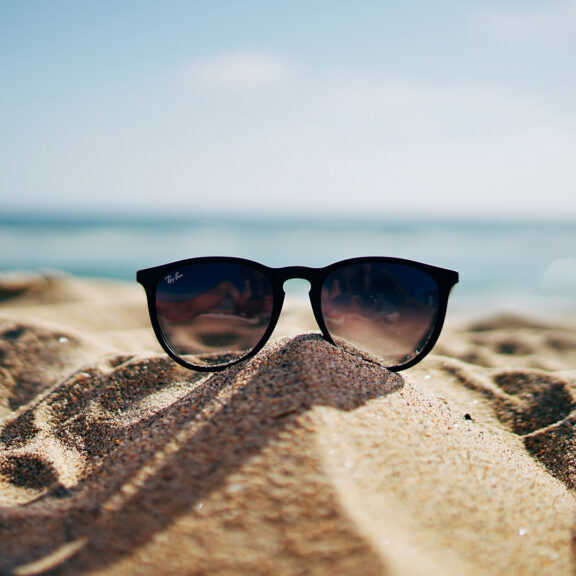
[137,257,458,372]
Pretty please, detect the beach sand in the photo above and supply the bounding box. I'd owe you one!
[1,271,576,575]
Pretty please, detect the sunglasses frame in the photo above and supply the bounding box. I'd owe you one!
[137,256,459,373]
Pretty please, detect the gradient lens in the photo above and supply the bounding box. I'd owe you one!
[155,262,274,368]
[320,262,440,366]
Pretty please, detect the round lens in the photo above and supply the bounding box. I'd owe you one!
[155,262,274,368]
[320,262,440,367]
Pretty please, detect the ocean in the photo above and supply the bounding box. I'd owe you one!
[1,213,575,313]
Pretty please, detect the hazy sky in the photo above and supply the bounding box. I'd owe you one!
[1,1,575,218]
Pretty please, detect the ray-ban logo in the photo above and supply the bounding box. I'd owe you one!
[165,271,184,284]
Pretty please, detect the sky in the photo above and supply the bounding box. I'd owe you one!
[1,0,575,219]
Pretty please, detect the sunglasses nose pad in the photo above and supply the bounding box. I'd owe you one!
[309,286,333,343]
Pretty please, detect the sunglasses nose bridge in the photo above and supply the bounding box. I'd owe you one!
[275,265,317,308]
[276,266,316,285]
[274,264,325,328]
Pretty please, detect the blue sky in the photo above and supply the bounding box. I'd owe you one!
[1,0,575,218]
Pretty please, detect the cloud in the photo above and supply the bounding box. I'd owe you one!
[474,0,576,37]
[181,49,294,93]
[111,75,575,217]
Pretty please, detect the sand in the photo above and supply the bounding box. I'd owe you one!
[1,270,576,575]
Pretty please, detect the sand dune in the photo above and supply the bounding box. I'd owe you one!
[1,272,575,575]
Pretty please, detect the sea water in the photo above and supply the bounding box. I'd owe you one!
[0,213,575,313]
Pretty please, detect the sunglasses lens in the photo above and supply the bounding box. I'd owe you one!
[155,262,274,368]
[321,262,440,367]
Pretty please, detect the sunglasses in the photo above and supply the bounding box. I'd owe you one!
[137,257,458,372]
